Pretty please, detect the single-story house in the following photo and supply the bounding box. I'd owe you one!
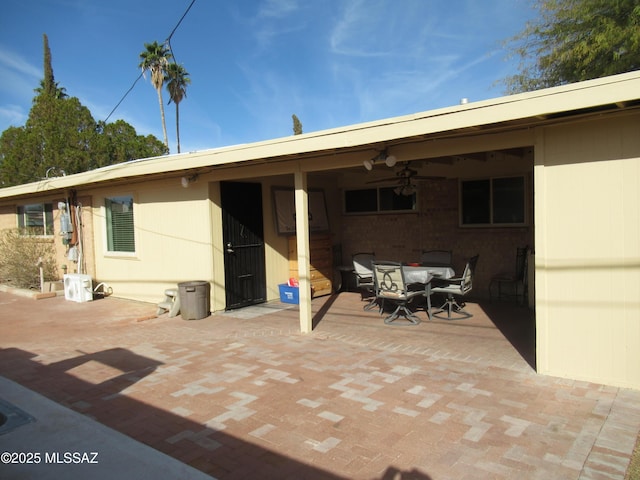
[1,71,639,390]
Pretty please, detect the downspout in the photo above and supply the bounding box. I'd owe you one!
[294,165,312,333]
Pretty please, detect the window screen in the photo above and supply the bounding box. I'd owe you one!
[17,203,54,235]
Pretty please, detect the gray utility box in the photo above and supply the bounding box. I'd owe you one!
[178,281,210,320]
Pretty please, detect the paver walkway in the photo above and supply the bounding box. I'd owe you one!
[1,291,639,479]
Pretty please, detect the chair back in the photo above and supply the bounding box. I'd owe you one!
[421,250,453,267]
[515,246,528,281]
[352,253,375,278]
[372,261,408,298]
[459,254,479,294]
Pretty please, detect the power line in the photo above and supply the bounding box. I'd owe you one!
[104,73,143,124]
[103,0,196,124]
[166,0,197,66]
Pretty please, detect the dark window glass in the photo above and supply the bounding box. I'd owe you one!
[493,177,525,224]
[345,187,416,213]
[345,189,377,213]
[460,176,525,226]
[461,179,490,224]
[379,187,415,211]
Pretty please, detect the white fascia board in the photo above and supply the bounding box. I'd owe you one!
[1,71,639,200]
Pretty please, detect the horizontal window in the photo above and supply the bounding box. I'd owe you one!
[460,176,526,226]
[344,187,416,214]
[17,203,54,236]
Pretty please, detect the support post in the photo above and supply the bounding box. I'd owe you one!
[294,167,312,333]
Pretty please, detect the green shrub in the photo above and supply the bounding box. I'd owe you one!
[0,229,58,289]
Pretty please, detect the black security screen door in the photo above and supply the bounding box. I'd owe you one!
[221,181,266,310]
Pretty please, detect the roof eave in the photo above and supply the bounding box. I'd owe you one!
[2,71,639,200]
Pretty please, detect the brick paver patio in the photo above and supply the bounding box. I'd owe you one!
[1,291,639,479]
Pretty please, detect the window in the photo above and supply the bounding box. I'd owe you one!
[460,176,525,226]
[105,196,135,252]
[17,203,54,236]
[344,187,416,213]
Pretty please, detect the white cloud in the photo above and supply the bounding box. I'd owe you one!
[0,47,41,130]
[258,0,299,18]
[0,104,27,129]
[329,0,394,57]
[0,47,41,78]
[0,46,41,103]
[251,0,306,48]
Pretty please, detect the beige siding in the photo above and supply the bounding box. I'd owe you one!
[535,112,640,388]
[91,178,215,304]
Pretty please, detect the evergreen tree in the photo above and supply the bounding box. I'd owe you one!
[292,114,303,135]
[503,0,640,93]
[0,34,167,187]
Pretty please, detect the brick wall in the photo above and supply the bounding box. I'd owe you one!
[340,179,532,299]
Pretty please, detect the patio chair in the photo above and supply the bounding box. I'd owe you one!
[352,252,377,311]
[489,246,529,305]
[420,250,453,267]
[371,261,423,325]
[431,254,479,319]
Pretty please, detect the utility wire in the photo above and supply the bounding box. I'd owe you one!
[166,0,196,66]
[104,73,143,123]
[104,0,196,123]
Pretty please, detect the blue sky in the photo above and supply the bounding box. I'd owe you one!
[0,0,535,154]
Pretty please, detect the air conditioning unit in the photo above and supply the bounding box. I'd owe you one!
[63,274,93,303]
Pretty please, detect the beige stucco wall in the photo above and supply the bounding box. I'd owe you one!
[90,177,215,304]
[535,111,640,389]
[86,170,343,310]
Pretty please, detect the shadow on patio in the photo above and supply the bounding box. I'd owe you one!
[309,291,536,372]
[0,347,349,479]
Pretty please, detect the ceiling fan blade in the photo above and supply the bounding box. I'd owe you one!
[365,177,398,184]
[413,175,446,180]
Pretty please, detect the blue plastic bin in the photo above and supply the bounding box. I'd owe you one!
[278,284,299,304]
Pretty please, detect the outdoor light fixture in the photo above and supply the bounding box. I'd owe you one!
[181,174,199,188]
[363,150,397,170]
[394,184,416,196]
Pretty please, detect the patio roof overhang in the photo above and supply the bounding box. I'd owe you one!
[1,71,640,201]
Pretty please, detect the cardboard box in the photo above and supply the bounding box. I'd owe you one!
[278,284,299,304]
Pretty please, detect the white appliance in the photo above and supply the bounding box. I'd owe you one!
[63,273,93,303]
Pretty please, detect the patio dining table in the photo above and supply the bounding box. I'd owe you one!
[401,265,456,320]
[402,265,455,285]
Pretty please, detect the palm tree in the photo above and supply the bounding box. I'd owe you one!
[138,41,172,150]
[165,63,191,154]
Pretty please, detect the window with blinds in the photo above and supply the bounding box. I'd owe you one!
[17,203,54,236]
[105,196,135,252]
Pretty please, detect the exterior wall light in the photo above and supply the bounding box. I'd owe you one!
[364,150,397,170]
[181,174,198,188]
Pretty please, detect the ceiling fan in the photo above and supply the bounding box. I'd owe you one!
[366,162,444,195]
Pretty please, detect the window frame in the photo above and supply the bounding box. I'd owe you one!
[343,186,417,214]
[104,194,137,255]
[16,203,54,236]
[459,175,527,227]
